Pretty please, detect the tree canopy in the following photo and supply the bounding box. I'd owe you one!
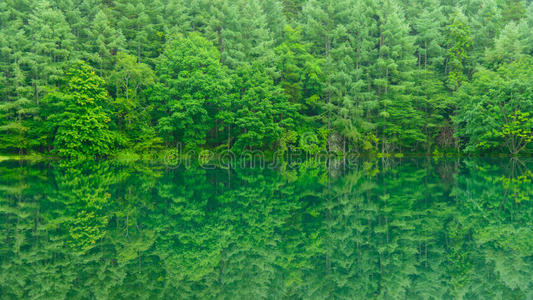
[0,0,532,157]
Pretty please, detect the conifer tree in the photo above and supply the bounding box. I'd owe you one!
[445,9,472,91]
[301,0,348,149]
[282,0,306,20]
[88,10,126,76]
[470,0,502,65]
[220,0,277,74]
[27,0,76,102]
[275,25,322,111]
[411,0,446,70]
[485,22,526,67]
[373,0,421,152]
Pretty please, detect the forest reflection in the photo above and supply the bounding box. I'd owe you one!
[0,158,531,299]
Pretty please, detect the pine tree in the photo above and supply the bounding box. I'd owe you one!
[520,3,533,55]
[0,97,35,154]
[445,9,472,91]
[302,0,349,150]
[113,0,165,64]
[499,0,526,22]
[409,0,450,151]
[59,0,100,64]
[219,0,277,74]
[26,0,76,102]
[0,0,37,153]
[470,0,502,66]
[162,0,194,35]
[411,0,446,71]
[281,0,306,20]
[344,0,381,152]
[275,25,322,109]
[260,0,286,45]
[485,22,526,67]
[373,0,420,152]
[88,10,126,76]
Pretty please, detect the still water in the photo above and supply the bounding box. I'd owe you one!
[0,158,531,299]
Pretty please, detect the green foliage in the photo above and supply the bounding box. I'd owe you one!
[110,52,162,152]
[231,66,298,152]
[152,33,232,149]
[42,62,116,158]
[446,9,472,90]
[0,98,35,153]
[454,58,533,154]
[0,158,531,298]
[496,111,533,155]
[485,21,526,67]
[0,0,532,156]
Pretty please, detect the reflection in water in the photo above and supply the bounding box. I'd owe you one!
[0,158,531,299]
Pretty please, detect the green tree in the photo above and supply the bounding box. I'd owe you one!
[0,97,36,154]
[219,0,278,74]
[445,9,472,90]
[231,66,298,152]
[42,61,116,158]
[485,22,525,67]
[499,0,526,22]
[373,0,421,152]
[113,0,165,64]
[453,58,533,153]
[110,52,160,152]
[275,25,322,117]
[282,0,305,20]
[470,0,502,66]
[411,0,446,70]
[88,10,126,76]
[152,33,232,149]
[26,0,76,103]
[496,111,533,155]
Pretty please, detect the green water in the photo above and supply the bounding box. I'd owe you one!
[0,158,531,299]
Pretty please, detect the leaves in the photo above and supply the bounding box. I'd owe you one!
[0,0,532,156]
[41,62,116,158]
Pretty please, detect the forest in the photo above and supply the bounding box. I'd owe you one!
[0,0,532,158]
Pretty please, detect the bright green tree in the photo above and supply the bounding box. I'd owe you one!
[41,61,116,158]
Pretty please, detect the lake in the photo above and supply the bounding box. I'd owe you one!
[0,158,531,299]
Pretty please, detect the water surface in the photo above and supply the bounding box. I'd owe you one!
[0,158,532,299]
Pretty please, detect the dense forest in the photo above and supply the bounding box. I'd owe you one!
[0,0,532,158]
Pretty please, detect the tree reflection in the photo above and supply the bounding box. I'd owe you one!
[0,158,531,299]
